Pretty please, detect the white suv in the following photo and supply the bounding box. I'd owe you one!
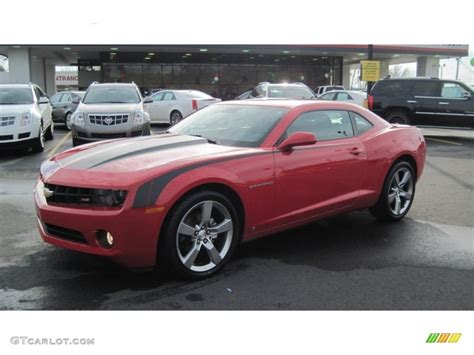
[0,83,54,152]
[71,82,151,146]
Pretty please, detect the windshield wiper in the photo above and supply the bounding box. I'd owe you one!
[187,134,218,144]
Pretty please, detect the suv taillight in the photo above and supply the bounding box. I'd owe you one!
[368,95,374,110]
[191,99,198,110]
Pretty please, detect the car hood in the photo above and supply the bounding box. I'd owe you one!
[0,104,35,115]
[42,134,258,187]
[78,103,141,113]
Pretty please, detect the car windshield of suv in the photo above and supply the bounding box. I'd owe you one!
[0,87,34,105]
[169,104,288,147]
[82,86,140,104]
[267,85,315,99]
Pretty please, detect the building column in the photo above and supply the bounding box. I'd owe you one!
[6,47,31,84]
[342,64,351,89]
[416,56,440,77]
[30,57,45,88]
[44,62,56,96]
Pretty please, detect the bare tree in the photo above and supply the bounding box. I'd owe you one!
[389,64,410,78]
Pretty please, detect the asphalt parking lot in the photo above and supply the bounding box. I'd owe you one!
[0,125,473,310]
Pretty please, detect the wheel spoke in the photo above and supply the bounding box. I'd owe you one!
[399,191,412,200]
[201,201,213,225]
[388,192,397,203]
[399,171,410,187]
[183,242,202,268]
[178,222,196,237]
[394,196,402,215]
[208,218,232,234]
[203,240,222,265]
[394,172,401,185]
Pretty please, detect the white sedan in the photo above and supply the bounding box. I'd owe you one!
[144,90,221,125]
[317,90,367,107]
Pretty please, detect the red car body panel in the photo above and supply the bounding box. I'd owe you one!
[35,100,426,269]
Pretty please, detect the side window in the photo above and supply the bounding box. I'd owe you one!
[412,81,440,96]
[50,93,62,103]
[37,87,46,97]
[321,92,336,100]
[441,83,469,98]
[163,92,176,101]
[60,93,72,102]
[151,92,165,101]
[336,92,352,101]
[349,112,373,135]
[33,87,42,101]
[286,110,354,141]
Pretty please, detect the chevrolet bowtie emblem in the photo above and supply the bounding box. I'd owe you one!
[43,187,54,198]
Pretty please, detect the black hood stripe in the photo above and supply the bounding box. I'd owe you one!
[133,151,273,208]
[60,134,206,170]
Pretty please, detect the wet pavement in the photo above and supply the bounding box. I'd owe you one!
[0,126,473,310]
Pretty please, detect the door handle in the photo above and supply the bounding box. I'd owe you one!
[349,147,363,156]
[439,102,449,105]
[406,100,417,104]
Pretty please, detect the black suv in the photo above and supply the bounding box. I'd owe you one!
[368,77,473,128]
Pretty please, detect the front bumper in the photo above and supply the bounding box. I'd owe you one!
[71,123,150,143]
[0,123,39,147]
[34,179,164,268]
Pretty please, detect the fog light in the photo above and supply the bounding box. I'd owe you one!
[96,229,114,249]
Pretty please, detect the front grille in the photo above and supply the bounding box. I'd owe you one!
[44,223,88,244]
[89,113,129,126]
[77,131,88,138]
[44,183,127,207]
[18,132,30,139]
[0,134,13,141]
[0,116,15,127]
[91,132,127,139]
[131,130,143,137]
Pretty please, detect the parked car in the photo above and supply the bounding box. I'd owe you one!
[250,82,316,99]
[37,100,426,279]
[50,91,85,130]
[314,85,345,96]
[144,90,221,124]
[0,83,54,152]
[317,90,367,106]
[369,77,474,128]
[70,82,151,146]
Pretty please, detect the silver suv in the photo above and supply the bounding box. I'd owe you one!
[71,82,152,146]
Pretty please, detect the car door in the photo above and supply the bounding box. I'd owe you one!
[273,109,367,225]
[145,91,165,123]
[161,91,178,122]
[56,92,71,119]
[50,93,63,118]
[436,81,474,128]
[411,80,442,125]
[34,87,51,127]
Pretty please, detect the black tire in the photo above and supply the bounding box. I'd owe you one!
[64,113,72,130]
[142,124,151,136]
[387,111,410,125]
[44,122,54,141]
[157,190,241,279]
[369,161,416,222]
[170,110,183,125]
[31,126,45,153]
[72,136,81,147]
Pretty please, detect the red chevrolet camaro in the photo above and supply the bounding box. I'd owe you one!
[35,100,426,278]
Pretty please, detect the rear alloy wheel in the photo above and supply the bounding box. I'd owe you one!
[45,122,54,141]
[159,191,240,279]
[387,111,410,125]
[170,110,183,125]
[65,113,72,130]
[31,125,45,153]
[369,161,415,221]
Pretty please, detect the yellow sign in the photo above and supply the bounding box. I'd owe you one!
[361,60,380,82]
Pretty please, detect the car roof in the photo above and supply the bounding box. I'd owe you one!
[216,99,357,109]
[0,84,31,88]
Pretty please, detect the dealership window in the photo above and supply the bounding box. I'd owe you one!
[143,64,162,87]
[287,110,354,141]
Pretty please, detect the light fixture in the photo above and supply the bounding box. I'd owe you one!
[185,53,192,56]
[64,47,71,50]
[392,54,400,58]
[291,55,296,58]
[242,49,250,53]
[283,50,290,54]
[200,48,208,52]
[12,45,21,48]
[357,53,365,56]
[275,59,280,62]
[148,52,155,56]
[312,58,318,61]
[249,56,255,59]
[145,57,151,60]
[110,47,118,51]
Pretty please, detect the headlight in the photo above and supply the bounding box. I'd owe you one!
[73,112,85,126]
[20,112,32,126]
[91,189,128,207]
[133,110,144,125]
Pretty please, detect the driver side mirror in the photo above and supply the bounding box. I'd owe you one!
[143,97,154,104]
[277,132,317,151]
[462,91,472,99]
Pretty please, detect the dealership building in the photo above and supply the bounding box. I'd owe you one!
[0,45,469,97]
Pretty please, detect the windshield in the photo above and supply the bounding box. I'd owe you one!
[0,87,34,105]
[169,104,288,147]
[83,86,140,104]
[267,85,315,99]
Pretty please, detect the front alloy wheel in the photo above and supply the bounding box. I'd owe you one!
[158,191,240,279]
